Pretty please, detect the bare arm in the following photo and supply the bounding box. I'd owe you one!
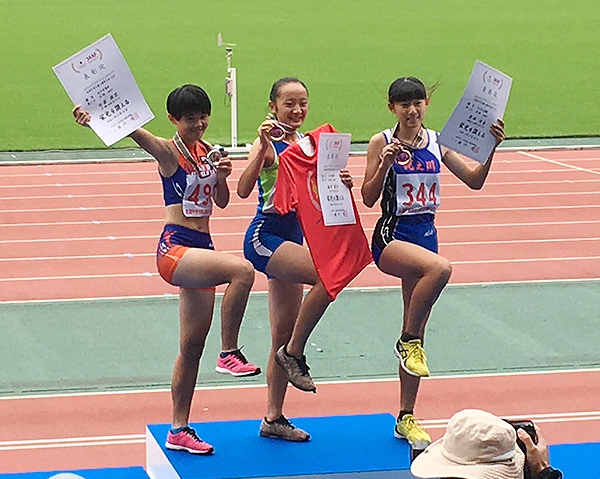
[361,132,396,207]
[128,129,180,176]
[72,105,178,176]
[441,119,505,190]
[237,119,278,198]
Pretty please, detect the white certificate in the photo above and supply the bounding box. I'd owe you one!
[316,132,356,226]
[53,33,154,146]
[438,60,512,164]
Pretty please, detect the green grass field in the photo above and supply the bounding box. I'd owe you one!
[1,0,598,150]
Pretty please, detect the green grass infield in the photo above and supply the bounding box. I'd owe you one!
[1,0,598,151]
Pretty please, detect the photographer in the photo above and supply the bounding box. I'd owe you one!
[410,409,562,479]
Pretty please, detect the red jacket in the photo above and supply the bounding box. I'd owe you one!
[273,123,372,300]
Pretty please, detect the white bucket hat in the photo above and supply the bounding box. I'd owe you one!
[410,409,525,479]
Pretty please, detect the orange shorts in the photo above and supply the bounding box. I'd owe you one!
[156,224,215,289]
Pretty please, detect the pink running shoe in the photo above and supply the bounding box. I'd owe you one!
[165,426,214,454]
[215,348,261,377]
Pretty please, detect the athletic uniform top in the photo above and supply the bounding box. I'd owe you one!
[255,134,303,214]
[273,123,372,300]
[380,126,442,217]
[160,137,217,217]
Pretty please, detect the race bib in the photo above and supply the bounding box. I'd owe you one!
[395,173,439,216]
[182,167,216,217]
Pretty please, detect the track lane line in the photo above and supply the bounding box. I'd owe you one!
[2,256,599,282]
[2,237,599,263]
[3,234,600,247]
[3,203,600,215]
[3,218,600,229]
[2,175,600,192]
[519,151,600,176]
[4,411,600,450]
[3,255,600,283]
[2,189,600,203]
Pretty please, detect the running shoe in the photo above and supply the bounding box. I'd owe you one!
[215,348,261,377]
[394,413,431,450]
[394,338,430,377]
[165,426,214,454]
[275,345,316,392]
[260,415,310,442]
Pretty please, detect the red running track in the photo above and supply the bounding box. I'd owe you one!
[1,370,599,472]
[1,148,600,473]
[1,148,600,301]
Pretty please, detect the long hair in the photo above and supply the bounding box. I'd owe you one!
[388,77,439,103]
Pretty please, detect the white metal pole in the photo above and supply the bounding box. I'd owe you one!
[229,66,237,148]
[219,34,238,148]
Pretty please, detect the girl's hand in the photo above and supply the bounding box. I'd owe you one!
[257,118,280,145]
[339,168,354,189]
[72,105,91,127]
[215,156,232,181]
[489,118,506,146]
[378,142,400,168]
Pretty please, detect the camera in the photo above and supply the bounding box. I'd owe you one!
[504,419,537,479]
[504,419,537,453]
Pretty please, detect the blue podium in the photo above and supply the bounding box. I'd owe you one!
[549,441,600,478]
[0,466,148,478]
[146,414,415,479]
[2,415,598,478]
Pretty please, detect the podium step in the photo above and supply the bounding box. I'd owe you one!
[0,466,148,478]
[146,413,414,479]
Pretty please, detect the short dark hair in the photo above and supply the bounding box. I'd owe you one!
[269,77,309,102]
[166,84,211,119]
[388,77,428,103]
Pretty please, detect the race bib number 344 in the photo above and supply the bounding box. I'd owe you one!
[395,173,439,215]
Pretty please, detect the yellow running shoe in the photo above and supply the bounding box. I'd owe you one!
[394,338,430,377]
[394,413,431,450]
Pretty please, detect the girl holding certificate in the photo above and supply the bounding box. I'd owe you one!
[238,77,353,441]
[361,76,506,449]
[73,84,260,455]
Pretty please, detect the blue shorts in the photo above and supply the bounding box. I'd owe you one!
[371,213,438,264]
[243,211,303,275]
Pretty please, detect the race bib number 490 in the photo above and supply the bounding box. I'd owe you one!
[182,171,216,217]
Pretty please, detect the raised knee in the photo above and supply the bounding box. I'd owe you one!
[437,259,452,282]
[237,260,255,287]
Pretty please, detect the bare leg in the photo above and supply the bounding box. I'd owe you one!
[399,366,421,413]
[378,241,451,337]
[169,249,254,426]
[377,241,451,416]
[265,241,331,357]
[265,277,303,421]
[286,281,330,356]
[171,287,214,428]
[218,265,255,351]
[171,249,255,351]
[399,277,431,413]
